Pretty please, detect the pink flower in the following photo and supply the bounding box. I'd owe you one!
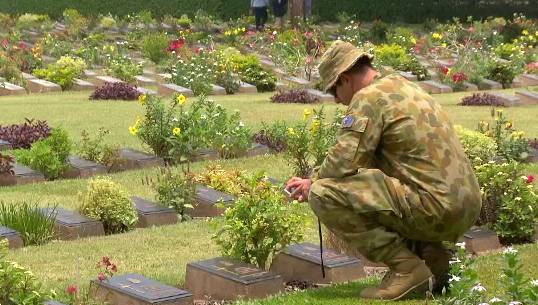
[98,272,107,282]
[467,26,476,33]
[304,31,313,39]
[66,284,78,295]
[527,175,535,184]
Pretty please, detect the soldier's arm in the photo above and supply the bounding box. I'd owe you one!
[311,101,382,180]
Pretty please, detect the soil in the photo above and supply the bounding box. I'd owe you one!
[285,280,319,292]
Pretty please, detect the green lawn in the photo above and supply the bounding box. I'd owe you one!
[1,87,538,304]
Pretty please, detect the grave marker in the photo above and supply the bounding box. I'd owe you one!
[463,227,502,254]
[190,149,219,162]
[399,71,418,82]
[72,79,96,91]
[305,89,335,103]
[62,156,107,179]
[40,207,105,240]
[132,196,178,228]
[464,82,479,92]
[157,84,194,97]
[246,143,270,157]
[190,185,235,217]
[135,75,158,86]
[13,163,45,185]
[91,273,192,305]
[418,81,453,94]
[238,82,258,94]
[516,90,538,105]
[111,148,165,172]
[27,79,62,93]
[270,242,365,284]
[478,79,503,90]
[0,82,26,96]
[211,84,227,96]
[0,139,12,150]
[518,74,538,86]
[137,87,158,95]
[186,257,283,301]
[284,76,312,89]
[155,73,172,83]
[94,76,123,87]
[489,92,522,107]
[83,70,98,81]
[0,226,24,249]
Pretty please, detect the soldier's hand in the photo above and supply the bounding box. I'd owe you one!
[285,177,312,202]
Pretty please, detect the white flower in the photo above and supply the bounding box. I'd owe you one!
[515,197,522,201]
[239,121,244,127]
[449,258,461,265]
[503,247,518,254]
[448,275,461,282]
[490,298,503,303]
[472,283,487,292]
[509,302,522,305]
[455,242,466,249]
[478,303,490,305]
[531,279,538,287]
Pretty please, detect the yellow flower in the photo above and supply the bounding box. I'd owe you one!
[522,29,529,36]
[536,31,538,37]
[224,31,231,36]
[303,108,312,120]
[441,43,447,48]
[505,121,513,129]
[432,32,443,40]
[496,109,504,114]
[176,94,187,105]
[311,120,321,133]
[129,126,138,136]
[138,94,147,105]
[287,127,295,135]
[410,37,417,45]
[173,127,181,136]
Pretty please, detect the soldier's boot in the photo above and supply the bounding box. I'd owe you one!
[417,242,452,294]
[360,247,434,300]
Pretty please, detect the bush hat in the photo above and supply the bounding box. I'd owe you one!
[318,40,374,92]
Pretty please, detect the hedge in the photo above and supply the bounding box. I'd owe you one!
[0,0,537,23]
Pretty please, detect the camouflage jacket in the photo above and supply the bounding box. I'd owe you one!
[312,74,481,209]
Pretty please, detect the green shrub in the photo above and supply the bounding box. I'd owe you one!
[486,59,523,89]
[0,54,25,87]
[33,56,86,90]
[169,51,215,96]
[99,15,117,29]
[78,176,138,234]
[475,161,538,244]
[77,128,120,169]
[213,174,308,269]
[15,13,49,31]
[152,168,195,220]
[104,55,143,83]
[454,125,497,167]
[0,239,56,305]
[0,201,56,246]
[15,127,72,180]
[142,33,169,64]
[240,66,276,93]
[374,43,410,69]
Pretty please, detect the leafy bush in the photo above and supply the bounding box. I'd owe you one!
[142,33,169,64]
[15,13,50,31]
[77,128,120,169]
[270,89,319,104]
[0,201,56,246]
[33,56,86,90]
[169,51,215,96]
[459,93,504,107]
[374,44,410,68]
[0,239,56,305]
[240,66,277,93]
[253,121,288,152]
[0,153,14,175]
[0,118,51,149]
[195,163,250,196]
[89,82,141,101]
[151,168,195,220]
[63,8,89,37]
[477,109,529,162]
[0,54,25,87]
[78,176,138,234]
[454,125,497,167]
[213,174,307,269]
[475,161,538,244]
[99,15,117,29]
[104,55,143,83]
[15,127,73,180]
[486,59,523,88]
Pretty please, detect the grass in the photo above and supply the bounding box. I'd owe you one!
[1,86,538,304]
[0,200,56,245]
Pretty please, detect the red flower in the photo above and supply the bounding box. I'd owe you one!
[452,72,468,83]
[1,38,8,49]
[194,47,203,54]
[66,284,78,295]
[304,31,313,39]
[167,38,185,52]
[98,272,107,282]
[527,175,535,184]
[110,264,118,273]
[440,66,450,75]
[101,256,111,267]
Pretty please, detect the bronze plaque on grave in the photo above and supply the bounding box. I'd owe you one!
[132,196,178,228]
[270,242,365,284]
[0,225,24,249]
[186,257,283,301]
[111,148,164,172]
[91,273,192,305]
[463,227,502,254]
[40,207,105,240]
[190,185,235,217]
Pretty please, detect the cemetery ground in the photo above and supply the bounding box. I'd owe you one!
[2,87,538,304]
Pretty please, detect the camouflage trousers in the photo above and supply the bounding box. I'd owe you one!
[309,169,477,263]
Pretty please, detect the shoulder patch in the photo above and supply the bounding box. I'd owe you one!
[341,115,355,128]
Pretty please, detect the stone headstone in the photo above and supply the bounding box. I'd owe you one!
[0,139,12,150]
[111,148,165,172]
[0,82,26,96]
[510,78,524,88]
[21,72,36,80]
[273,68,287,77]
[246,143,270,157]
[211,84,227,96]
[259,59,276,69]
[464,82,479,92]
[434,59,456,68]
[40,207,105,240]
[157,84,194,97]
[418,81,453,94]
[45,301,68,305]
[91,273,192,305]
[27,79,62,93]
[305,89,335,103]
[284,76,312,89]
[518,74,538,86]
[463,227,501,254]
[136,87,158,95]
[142,69,156,77]
[478,79,503,90]
[83,70,98,81]
[489,92,522,107]
[62,156,108,179]
[528,148,538,163]
[0,226,24,249]
[275,82,287,92]
[94,76,123,87]
[238,82,258,94]
[135,75,157,86]
[12,163,45,185]
[72,79,96,91]
[399,71,418,82]
[186,257,283,301]
[190,185,235,217]
[155,73,172,84]
[132,196,178,228]
[190,149,219,162]
[516,90,538,105]
[270,242,365,284]
[42,55,57,64]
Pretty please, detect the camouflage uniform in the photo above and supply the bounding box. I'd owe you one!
[310,69,482,263]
